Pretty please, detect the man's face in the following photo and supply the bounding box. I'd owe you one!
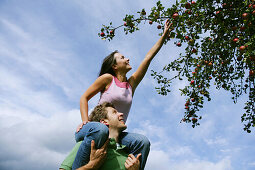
[105,107,127,131]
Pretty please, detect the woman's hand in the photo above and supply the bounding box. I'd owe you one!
[124,153,141,170]
[163,19,173,36]
[76,121,89,133]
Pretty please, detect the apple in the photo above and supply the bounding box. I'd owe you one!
[185,35,190,40]
[208,38,212,41]
[197,64,200,67]
[192,71,196,74]
[157,25,162,29]
[192,49,197,53]
[190,80,195,85]
[250,55,255,61]
[209,76,212,79]
[208,62,213,66]
[185,2,191,9]
[149,20,153,25]
[239,46,246,51]
[185,106,189,110]
[176,42,182,47]
[192,118,197,122]
[242,13,248,19]
[191,1,196,5]
[216,11,220,15]
[124,22,127,26]
[110,30,114,35]
[249,70,254,77]
[191,98,195,102]
[240,26,245,31]
[100,32,105,37]
[233,38,239,42]
[173,12,179,19]
[252,10,255,15]
[222,3,227,8]
[189,39,194,44]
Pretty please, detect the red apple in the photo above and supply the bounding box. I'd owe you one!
[124,22,127,26]
[208,38,212,41]
[209,76,212,79]
[110,30,114,35]
[157,25,162,29]
[233,38,239,42]
[191,98,195,102]
[197,64,200,67]
[173,12,179,19]
[149,20,153,25]
[240,26,245,31]
[185,2,191,9]
[249,70,254,77]
[239,46,246,51]
[100,32,105,37]
[252,10,255,15]
[190,80,195,85]
[191,1,196,5]
[192,49,197,53]
[208,62,213,66]
[176,42,182,47]
[222,3,227,8]
[185,35,190,40]
[242,13,248,19]
[249,4,252,8]
[216,11,220,15]
[185,106,189,110]
[192,118,197,122]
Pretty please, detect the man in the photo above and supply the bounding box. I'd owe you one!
[60,102,143,170]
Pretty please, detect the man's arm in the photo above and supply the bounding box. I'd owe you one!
[125,153,141,170]
[77,140,109,170]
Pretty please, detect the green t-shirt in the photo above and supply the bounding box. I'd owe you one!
[60,138,128,170]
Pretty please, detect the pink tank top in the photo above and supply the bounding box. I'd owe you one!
[98,76,132,123]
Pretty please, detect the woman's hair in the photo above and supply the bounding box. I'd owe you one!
[89,102,115,122]
[98,50,119,77]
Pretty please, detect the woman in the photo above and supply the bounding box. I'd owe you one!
[65,19,173,170]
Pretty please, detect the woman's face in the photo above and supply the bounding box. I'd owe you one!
[113,53,132,72]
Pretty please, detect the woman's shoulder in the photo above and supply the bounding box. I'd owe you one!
[98,73,113,84]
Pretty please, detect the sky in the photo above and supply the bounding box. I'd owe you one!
[0,0,254,170]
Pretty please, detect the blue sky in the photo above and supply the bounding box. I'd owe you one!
[0,0,254,169]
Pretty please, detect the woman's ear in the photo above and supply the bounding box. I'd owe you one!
[112,64,117,70]
[100,119,109,126]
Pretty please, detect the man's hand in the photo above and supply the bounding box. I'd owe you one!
[124,153,141,170]
[77,139,109,170]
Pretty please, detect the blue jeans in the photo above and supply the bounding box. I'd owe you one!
[72,122,150,170]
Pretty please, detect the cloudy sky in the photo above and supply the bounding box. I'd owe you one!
[0,0,254,170]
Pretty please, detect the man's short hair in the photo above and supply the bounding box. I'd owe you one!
[89,102,115,122]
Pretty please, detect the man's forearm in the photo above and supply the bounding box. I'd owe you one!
[76,161,97,170]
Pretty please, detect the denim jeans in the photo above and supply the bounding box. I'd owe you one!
[72,122,150,170]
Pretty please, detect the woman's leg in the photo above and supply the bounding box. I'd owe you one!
[72,122,109,170]
[120,132,150,170]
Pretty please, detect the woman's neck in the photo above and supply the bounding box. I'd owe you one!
[115,74,127,82]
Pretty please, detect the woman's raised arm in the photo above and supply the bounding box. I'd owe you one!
[128,19,173,93]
